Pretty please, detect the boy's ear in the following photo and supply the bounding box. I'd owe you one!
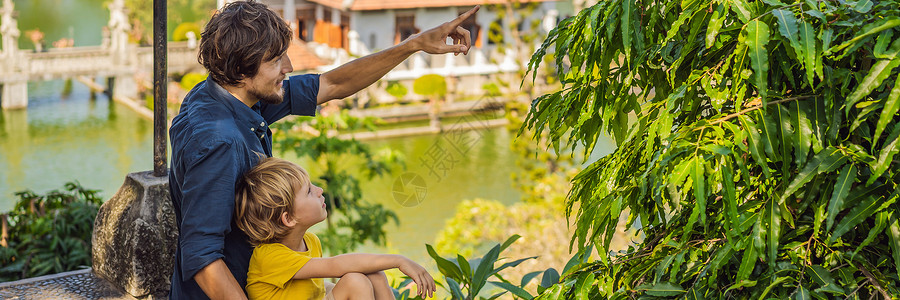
[281,212,297,228]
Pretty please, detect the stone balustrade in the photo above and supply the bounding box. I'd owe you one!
[0,42,201,110]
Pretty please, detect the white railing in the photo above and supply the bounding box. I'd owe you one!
[0,42,201,83]
[313,44,521,81]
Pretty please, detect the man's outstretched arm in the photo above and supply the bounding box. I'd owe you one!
[316,6,480,104]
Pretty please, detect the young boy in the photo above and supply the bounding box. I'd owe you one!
[234,157,436,300]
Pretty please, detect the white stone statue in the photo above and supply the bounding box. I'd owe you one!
[186,31,197,49]
[542,9,559,33]
[0,0,20,59]
[348,30,369,56]
[107,0,130,53]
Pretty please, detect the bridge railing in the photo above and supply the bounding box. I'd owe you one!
[0,42,201,82]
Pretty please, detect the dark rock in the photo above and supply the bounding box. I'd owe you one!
[92,171,176,298]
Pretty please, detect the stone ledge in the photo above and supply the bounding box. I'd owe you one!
[0,268,134,300]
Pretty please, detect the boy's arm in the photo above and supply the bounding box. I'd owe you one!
[294,253,405,278]
[294,254,435,298]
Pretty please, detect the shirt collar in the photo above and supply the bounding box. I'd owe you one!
[206,79,269,136]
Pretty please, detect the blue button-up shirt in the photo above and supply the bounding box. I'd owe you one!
[168,75,319,299]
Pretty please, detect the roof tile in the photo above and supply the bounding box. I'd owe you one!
[307,0,548,10]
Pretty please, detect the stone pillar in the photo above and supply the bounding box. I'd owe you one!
[111,75,137,100]
[446,73,456,104]
[473,48,487,66]
[1,81,27,110]
[412,53,427,72]
[444,53,455,70]
[499,48,518,72]
[284,0,296,29]
[92,171,176,299]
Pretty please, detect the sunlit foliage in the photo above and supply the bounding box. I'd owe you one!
[525,0,900,298]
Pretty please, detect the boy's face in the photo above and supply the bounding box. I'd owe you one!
[245,52,293,105]
[290,181,327,226]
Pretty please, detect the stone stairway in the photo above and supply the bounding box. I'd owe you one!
[0,269,135,300]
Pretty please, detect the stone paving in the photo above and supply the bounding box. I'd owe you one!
[0,269,135,300]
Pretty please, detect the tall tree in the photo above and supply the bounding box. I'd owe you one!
[525,0,900,298]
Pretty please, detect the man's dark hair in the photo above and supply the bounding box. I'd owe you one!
[198,0,290,87]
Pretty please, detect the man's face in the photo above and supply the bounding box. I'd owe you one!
[246,52,293,105]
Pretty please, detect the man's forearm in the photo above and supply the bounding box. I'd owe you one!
[317,40,418,103]
[194,259,248,300]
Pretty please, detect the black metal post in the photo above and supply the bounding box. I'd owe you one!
[153,0,167,177]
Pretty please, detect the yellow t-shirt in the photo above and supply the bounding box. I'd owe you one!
[246,232,326,300]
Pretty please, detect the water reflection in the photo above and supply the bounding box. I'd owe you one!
[0,79,153,209]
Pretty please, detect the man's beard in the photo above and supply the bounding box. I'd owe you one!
[249,85,284,105]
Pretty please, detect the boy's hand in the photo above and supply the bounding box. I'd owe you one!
[399,258,436,298]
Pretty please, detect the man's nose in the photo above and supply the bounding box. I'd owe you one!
[282,54,294,74]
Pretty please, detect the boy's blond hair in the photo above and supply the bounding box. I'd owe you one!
[235,157,311,246]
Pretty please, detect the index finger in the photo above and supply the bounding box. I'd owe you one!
[449,5,480,27]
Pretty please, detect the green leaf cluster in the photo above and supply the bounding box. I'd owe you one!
[426,235,539,300]
[413,74,448,98]
[386,81,409,99]
[172,22,201,42]
[272,111,403,255]
[0,182,102,282]
[523,0,900,298]
[179,72,207,91]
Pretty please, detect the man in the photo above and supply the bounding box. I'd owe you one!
[168,1,478,299]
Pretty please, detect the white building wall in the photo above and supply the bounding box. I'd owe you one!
[349,6,504,53]
[352,10,395,52]
[414,7,456,37]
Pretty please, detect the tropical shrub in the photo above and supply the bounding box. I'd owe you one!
[524,0,900,298]
[428,235,538,300]
[0,182,102,282]
[433,198,574,296]
[173,22,201,42]
[386,81,409,99]
[179,72,207,91]
[272,111,404,255]
[413,74,448,99]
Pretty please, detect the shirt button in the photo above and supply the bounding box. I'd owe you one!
[250,128,255,132]
[260,134,265,139]
[260,122,265,126]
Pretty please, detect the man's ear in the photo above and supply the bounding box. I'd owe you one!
[281,211,296,227]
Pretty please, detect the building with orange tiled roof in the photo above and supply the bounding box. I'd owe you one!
[261,0,571,56]
[255,0,572,103]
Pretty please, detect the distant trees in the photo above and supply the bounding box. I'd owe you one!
[120,0,212,44]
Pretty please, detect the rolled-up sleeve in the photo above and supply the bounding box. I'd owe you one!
[260,74,320,123]
[178,139,241,281]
